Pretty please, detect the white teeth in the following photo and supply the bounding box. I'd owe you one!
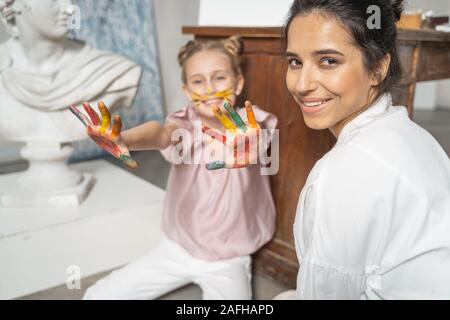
[303,100,326,107]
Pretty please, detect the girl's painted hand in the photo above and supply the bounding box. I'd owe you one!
[202,100,262,170]
[69,102,138,169]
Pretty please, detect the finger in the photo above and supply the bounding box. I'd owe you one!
[69,105,91,127]
[111,115,122,139]
[206,161,226,170]
[82,102,100,126]
[211,105,236,130]
[98,101,111,134]
[223,102,247,132]
[202,125,227,145]
[245,101,259,129]
[120,154,138,169]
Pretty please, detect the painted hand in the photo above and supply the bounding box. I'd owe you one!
[202,100,262,170]
[69,102,138,169]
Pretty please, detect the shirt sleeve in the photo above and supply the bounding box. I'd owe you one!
[296,143,413,299]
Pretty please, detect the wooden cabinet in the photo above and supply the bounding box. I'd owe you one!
[183,26,450,287]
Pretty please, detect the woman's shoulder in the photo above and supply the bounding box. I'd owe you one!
[318,141,404,195]
[340,107,449,186]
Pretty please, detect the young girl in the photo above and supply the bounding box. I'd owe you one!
[280,0,450,299]
[71,36,278,300]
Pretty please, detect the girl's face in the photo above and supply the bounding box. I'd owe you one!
[286,12,381,137]
[182,49,244,119]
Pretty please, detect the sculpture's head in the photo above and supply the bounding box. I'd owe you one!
[0,0,74,40]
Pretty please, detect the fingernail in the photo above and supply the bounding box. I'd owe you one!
[206,161,225,170]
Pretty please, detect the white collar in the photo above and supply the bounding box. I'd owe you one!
[337,94,393,144]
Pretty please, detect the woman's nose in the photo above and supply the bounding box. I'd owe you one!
[295,67,318,95]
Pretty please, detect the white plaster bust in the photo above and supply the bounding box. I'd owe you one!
[0,0,142,142]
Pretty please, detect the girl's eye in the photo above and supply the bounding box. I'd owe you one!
[192,80,203,85]
[214,74,227,81]
[320,58,339,67]
[287,58,302,69]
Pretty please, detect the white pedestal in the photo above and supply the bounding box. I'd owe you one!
[0,142,95,207]
[0,160,166,300]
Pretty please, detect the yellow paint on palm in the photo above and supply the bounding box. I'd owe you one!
[211,105,236,130]
[98,101,111,134]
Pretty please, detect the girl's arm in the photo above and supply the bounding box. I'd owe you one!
[121,121,179,151]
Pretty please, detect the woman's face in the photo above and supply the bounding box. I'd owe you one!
[17,0,73,40]
[285,12,379,137]
[182,49,244,119]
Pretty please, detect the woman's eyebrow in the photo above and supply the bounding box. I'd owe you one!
[285,49,344,58]
[285,51,298,58]
[312,49,344,56]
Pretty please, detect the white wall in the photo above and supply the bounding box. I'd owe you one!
[406,0,450,15]
[436,80,450,109]
[199,0,293,26]
[153,0,200,115]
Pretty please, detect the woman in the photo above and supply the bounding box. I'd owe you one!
[283,0,450,299]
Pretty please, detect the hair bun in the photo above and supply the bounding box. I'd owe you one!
[390,0,404,22]
[178,40,198,67]
[222,36,243,57]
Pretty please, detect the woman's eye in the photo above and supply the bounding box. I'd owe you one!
[287,58,302,69]
[320,58,339,67]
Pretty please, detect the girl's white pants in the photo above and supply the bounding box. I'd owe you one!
[83,238,252,300]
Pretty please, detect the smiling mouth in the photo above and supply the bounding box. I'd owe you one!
[299,98,333,113]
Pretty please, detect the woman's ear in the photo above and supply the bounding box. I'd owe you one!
[371,54,391,86]
[235,74,244,96]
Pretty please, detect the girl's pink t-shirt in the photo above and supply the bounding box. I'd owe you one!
[160,104,278,261]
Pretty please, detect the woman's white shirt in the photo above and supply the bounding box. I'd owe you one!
[294,94,450,299]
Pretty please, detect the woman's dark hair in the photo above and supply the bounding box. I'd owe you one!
[284,0,404,98]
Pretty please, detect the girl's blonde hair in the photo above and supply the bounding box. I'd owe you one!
[178,36,243,84]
